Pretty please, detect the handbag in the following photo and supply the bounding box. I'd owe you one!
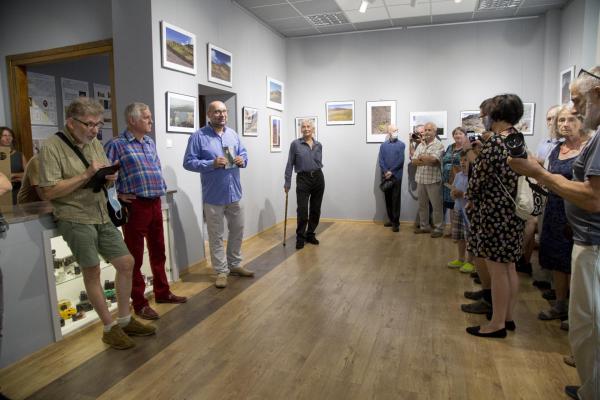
[55,132,128,227]
[379,176,396,192]
[494,174,534,221]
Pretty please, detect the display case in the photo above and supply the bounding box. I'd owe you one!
[43,199,177,340]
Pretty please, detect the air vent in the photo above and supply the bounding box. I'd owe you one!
[477,0,522,10]
[306,12,348,26]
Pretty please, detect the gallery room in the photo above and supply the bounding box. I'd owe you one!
[0,0,599,398]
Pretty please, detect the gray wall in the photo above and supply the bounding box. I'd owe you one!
[286,17,552,222]
[558,0,600,71]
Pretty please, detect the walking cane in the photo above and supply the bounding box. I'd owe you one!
[283,191,289,246]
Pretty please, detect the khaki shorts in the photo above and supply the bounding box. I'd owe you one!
[57,220,130,268]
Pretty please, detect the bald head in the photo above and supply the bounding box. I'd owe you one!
[423,122,437,143]
[207,101,228,131]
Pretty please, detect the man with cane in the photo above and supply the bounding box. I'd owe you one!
[284,119,324,250]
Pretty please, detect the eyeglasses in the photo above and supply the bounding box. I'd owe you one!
[578,68,600,81]
[73,117,104,130]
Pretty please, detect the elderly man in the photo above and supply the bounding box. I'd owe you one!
[411,122,445,238]
[39,97,155,350]
[378,124,405,232]
[105,103,187,320]
[284,119,324,248]
[183,101,253,288]
[509,66,600,400]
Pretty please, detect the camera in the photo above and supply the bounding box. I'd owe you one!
[468,133,481,143]
[411,133,421,141]
[504,131,527,158]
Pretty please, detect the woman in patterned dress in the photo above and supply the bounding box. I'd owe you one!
[466,94,525,338]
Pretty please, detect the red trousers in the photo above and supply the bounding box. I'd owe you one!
[123,197,170,311]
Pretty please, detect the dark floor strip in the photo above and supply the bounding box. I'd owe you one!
[26,222,333,400]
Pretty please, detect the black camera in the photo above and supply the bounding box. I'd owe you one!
[468,134,481,143]
[411,133,421,141]
[504,131,527,158]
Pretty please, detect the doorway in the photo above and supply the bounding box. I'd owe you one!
[198,84,237,131]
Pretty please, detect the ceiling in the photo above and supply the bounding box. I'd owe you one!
[233,0,569,37]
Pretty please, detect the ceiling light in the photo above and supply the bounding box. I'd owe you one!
[359,0,375,13]
[454,0,462,3]
[477,0,522,10]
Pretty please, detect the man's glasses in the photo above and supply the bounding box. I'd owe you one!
[578,68,600,81]
[73,118,104,130]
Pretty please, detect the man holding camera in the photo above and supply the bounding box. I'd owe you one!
[411,122,445,238]
[378,124,405,232]
[509,66,600,400]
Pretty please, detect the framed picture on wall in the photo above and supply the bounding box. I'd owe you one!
[242,106,258,137]
[207,43,232,87]
[460,110,485,134]
[161,21,196,75]
[266,76,284,111]
[326,101,354,125]
[295,116,318,140]
[270,115,282,152]
[560,66,575,105]
[515,102,535,136]
[409,111,447,139]
[366,100,396,143]
[166,92,197,133]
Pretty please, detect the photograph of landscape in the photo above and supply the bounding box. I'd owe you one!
[560,66,574,105]
[266,77,284,110]
[167,92,196,133]
[161,22,196,75]
[515,102,535,135]
[208,44,232,87]
[461,110,485,134]
[326,101,354,125]
[243,107,258,136]
[366,101,395,143]
[270,116,281,152]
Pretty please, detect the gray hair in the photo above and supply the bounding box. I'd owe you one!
[554,104,585,136]
[573,66,600,94]
[124,102,150,122]
[66,97,103,119]
[300,119,315,129]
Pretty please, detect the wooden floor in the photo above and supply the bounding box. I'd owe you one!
[0,222,578,399]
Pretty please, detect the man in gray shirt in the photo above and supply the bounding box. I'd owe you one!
[284,119,324,249]
[509,66,600,400]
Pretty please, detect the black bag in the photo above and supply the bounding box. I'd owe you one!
[379,176,396,192]
[55,132,128,227]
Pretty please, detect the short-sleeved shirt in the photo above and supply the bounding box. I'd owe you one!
[38,130,111,224]
[452,171,468,212]
[565,128,600,245]
[17,155,42,204]
[413,139,444,184]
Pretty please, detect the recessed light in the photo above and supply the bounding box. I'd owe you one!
[454,0,462,3]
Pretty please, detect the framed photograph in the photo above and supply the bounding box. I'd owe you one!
[366,100,396,143]
[460,110,485,134]
[207,43,232,87]
[326,101,355,125]
[266,76,284,111]
[242,106,258,137]
[295,116,318,140]
[161,21,196,75]
[409,111,448,139]
[515,102,535,136]
[166,92,197,133]
[560,66,575,105]
[270,115,282,152]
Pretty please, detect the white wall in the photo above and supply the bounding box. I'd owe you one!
[286,17,550,222]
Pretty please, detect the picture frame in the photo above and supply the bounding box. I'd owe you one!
[161,21,196,75]
[242,106,258,137]
[207,43,232,87]
[166,92,197,134]
[460,110,485,134]
[295,116,318,140]
[326,101,355,125]
[515,102,535,136]
[266,76,284,111]
[366,100,396,143]
[270,115,282,152]
[409,111,448,139]
[560,66,575,105]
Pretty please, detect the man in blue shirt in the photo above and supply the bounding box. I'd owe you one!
[378,125,405,232]
[183,101,253,289]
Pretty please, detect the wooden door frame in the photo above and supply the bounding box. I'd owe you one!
[6,39,116,159]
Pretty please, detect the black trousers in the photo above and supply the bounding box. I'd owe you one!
[296,170,325,241]
[384,178,402,226]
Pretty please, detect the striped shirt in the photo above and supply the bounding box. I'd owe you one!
[104,130,166,198]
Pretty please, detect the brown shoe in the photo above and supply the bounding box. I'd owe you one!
[215,273,228,288]
[135,305,160,320]
[430,231,443,238]
[156,293,188,304]
[122,317,157,336]
[102,324,135,350]
[563,355,576,368]
[230,266,255,277]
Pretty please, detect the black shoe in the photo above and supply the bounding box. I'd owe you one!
[306,237,319,245]
[470,272,479,279]
[565,386,580,400]
[392,225,399,232]
[485,312,516,331]
[296,241,304,249]
[383,222,393,227]
[466,325,507,338]
[516,259,532,275]
[464,289,485,300]
[532,280,552,290]
[473,276,482,285]
[542,289,556,301]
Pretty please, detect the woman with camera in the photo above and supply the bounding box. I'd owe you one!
[538,105,591,321]
[466,94,525,338]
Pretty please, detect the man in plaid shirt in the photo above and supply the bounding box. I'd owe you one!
[105,103,187,320]
[411,122,445,238]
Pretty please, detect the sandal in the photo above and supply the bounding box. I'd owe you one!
[538,307,568,321]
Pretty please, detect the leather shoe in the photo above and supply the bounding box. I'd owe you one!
[156,293,187,304]
[392,225,399,232]
[306,237,319,245]
[296,241,304,249]
[565,386,580,400]
[466,325,506,338]
[135,305,159,320]
[485,312,516,331]
[383,222,393,227]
